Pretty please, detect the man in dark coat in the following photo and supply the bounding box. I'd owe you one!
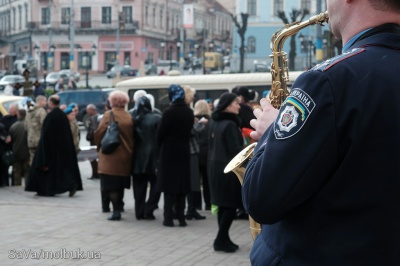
[156,84,194,227]
[25,95,82,197]
[1,103,18,186]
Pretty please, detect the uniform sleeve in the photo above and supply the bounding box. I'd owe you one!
[242,71,337,224]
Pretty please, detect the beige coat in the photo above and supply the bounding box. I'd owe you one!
[25,106,47,149]
[94,107,134,177]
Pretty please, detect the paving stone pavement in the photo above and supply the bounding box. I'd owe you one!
[0,159,254,266]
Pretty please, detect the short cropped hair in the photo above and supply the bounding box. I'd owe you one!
[369,0,400,11]
[109,91,129,108]
[49,95,60,106]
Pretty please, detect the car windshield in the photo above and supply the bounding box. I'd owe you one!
[111,66,123,72]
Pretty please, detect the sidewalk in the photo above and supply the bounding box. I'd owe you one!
[0,160,253,266]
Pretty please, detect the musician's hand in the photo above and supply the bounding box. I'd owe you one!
[250,98,279,141]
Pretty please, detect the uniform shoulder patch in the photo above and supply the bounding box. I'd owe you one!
[274,88,316,140]
[311,48,366,72]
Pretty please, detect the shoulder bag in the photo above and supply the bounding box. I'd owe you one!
[101,111,120,154]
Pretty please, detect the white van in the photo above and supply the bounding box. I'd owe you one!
[115,71,303,111]
[13,60,27,75]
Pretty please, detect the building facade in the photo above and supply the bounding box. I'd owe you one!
[232,0,332,72]
[0,0,233,75]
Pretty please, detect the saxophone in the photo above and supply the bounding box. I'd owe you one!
[224,11,329,240]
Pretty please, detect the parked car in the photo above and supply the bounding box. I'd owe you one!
[0,70,7,79]
[106,65,137,79]
[120,66,138,77]
[39,72,69,87]
[0,95,35,118]
[0,75,26,90]
[145,64,158,75]
[57,88,114,126]
[59,69,81,82]
[254,63,270,73]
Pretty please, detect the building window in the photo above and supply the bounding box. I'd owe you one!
[301,0,311,11]
[145,5,149,26]
[41,7,50,25]
[160,9,163,29]
[152,7,156,28]
[248,0,257,16]
[122,6,132,23]
[274,0,283,15]
[102,7,112,24]
[248,36,256,53]
[81,7,91,28]
[18,6,21,29]
[12,8,15,30]
[24,3,28,29]
[61,8,70,25]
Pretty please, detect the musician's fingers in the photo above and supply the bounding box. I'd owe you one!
[250,118,258,130]
[250,130,261,141]
[253,108,263,119]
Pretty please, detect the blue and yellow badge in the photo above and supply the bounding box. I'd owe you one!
[274,88,316,139]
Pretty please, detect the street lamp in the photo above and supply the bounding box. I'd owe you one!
[34,44,39,55]
[160,41,165,60]
[194,43,199,58]
[169,45,173,70]
[298,33,315,70]
[78,44,97,88]
[49,44,56,71]
[176,41,181,60]
[209,42,214,52]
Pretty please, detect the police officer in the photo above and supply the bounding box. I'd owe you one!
[242,0,400,265]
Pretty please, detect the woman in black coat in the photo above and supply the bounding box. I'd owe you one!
[157,84,194,227]
[207,92,243,253]
[131,95,162,220]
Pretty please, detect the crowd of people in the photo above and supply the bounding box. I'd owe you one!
[0,82,260,254]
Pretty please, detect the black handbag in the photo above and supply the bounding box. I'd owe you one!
[2,149,15,166]
[101,111,120,154]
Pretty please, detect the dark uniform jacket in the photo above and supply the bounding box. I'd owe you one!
[156,100,193,194]
[242,24,400,265]
[208,111,244,208]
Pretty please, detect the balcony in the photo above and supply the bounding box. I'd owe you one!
[28,20,139,35]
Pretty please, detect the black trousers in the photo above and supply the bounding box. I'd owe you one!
[132,174,160,219]
[164,193,186,222]
[215,206,236,243]
[102,189,124,211]
[199,163,210,209]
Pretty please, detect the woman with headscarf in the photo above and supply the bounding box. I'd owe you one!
[207,92,243,253]
[131,95,162,220]
[156,84,194,227]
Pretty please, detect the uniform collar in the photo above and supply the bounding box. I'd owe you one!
[342,28,372,53]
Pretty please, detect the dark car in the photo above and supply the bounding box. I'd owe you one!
[120,66,138,77]
[59,69,81,82]
[106,65,137,78]
[58,88,114,126]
